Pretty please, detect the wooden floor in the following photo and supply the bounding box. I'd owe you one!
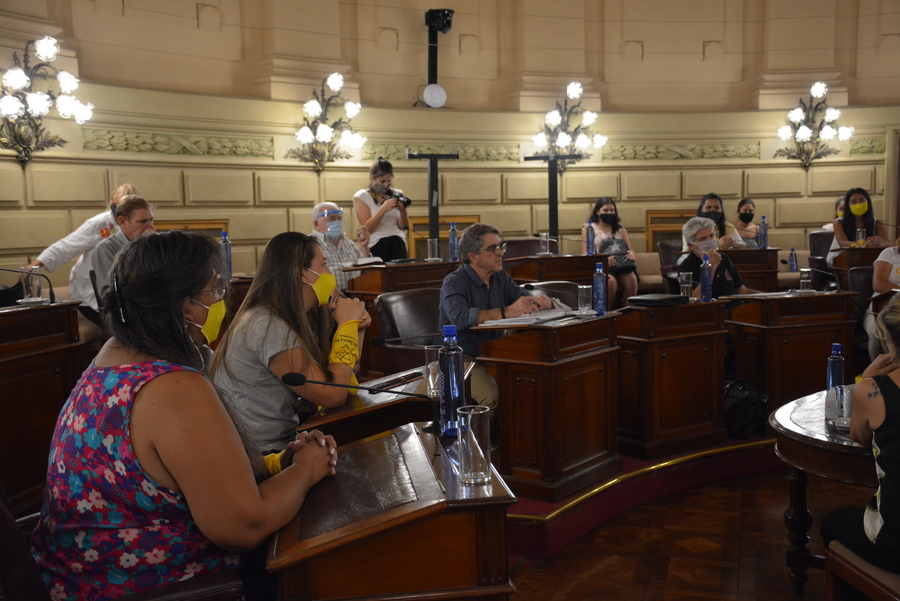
[509,469,873,600]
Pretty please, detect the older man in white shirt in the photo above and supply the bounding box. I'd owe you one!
[309,202,370,293]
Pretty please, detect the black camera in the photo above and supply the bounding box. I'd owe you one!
[389,193,412,207]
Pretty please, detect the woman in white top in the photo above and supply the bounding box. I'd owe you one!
[822,196,845,232]
[826,188,890,266]
[353,157,409,262]
[864,245,900,360]
[581,197,638,309]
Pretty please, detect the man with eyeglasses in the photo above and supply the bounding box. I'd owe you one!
[310,202,370,293]
[439,223,552,423]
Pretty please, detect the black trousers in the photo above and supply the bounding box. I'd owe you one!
[821,507,900,573]
[370,236,407,262]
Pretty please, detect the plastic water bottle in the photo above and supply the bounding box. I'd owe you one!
[593,262,607,315]
[700,254,713,302]
[759,216,768,249]
[438,325,466,436]
[220,231,233,281]
[824,343,844,419]
[789,248,798,272]
[585,223,595,256]
[448,222,459,261]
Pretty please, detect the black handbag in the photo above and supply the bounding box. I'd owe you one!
[598,238,636,274]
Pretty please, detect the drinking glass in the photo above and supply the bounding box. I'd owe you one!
[677,272,693,299]
[427,238,441,261]
[856,229,866,245]
[577,285,591,312]
[539,232,550,254]
[21,266,41,300]
[423,345,442,397]
[799,268,812,291]
[457,405,491,485]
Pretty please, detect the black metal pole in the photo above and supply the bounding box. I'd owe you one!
[525,154,580,243]
[406,151,459,239]
[428,27,438,85]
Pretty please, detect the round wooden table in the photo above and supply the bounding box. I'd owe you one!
[769,391,877,593]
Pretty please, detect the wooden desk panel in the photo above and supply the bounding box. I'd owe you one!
[269,424,516,601]
[505,254,607,286]
[617,301,729,459]
[727,292,855,414]
[719,248,779,292]
[479,316,620,502]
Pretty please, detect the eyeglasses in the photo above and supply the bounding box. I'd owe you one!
[477,242,507,256]
[197,275,227,302]
[316,209,343,222]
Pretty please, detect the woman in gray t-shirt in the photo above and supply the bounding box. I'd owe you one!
[211,232,370,451]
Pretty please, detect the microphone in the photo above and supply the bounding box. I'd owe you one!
[779,260,840,291]
[371,333,441,347]
[404,225,429,241]
[281,372,441,433]
[0,267,56,302]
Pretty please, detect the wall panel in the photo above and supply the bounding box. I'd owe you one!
[111,167,183,204]
[29,166,108,206]
[184,170,255,205]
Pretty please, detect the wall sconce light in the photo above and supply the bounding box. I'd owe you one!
[531,82,607,173]
[284,72,367,173]
[774,82,853,171]
[0,37,93,167]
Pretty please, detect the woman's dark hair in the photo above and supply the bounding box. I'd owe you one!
[211,232,331,380]
[368,157,394,198]
[697,193,726,237]
[589,197,622,234]
[103,230,222,370]
[839,187,876,239]
[737,198,755,212]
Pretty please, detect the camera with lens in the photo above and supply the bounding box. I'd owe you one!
[389,193,412,207]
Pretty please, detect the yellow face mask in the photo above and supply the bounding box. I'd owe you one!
[305,268,336,307]
[849,202,868,216]
[836,210,844,219]
[188,299,226,344]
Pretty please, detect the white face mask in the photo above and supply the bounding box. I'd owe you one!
[693,238,718,254]
[325,220,342,240]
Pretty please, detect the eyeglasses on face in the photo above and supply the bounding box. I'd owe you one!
[197,275,227,302]
[477,242,507,256]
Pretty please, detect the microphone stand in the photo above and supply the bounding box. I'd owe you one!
[0,266,56,302]
[282,372,441,433]
[371,332,442,347]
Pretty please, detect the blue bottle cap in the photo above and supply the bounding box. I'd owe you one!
[443,325,457,336]
[450,222,456,227]
[791,247,795,251]
[703,254,709,261]
[595,262,604,271]
[221,230,228,237]
[832,343,841,353]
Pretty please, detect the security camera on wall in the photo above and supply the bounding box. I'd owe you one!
[423,9,454,108]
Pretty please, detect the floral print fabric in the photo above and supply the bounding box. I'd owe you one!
[31,361,240,601]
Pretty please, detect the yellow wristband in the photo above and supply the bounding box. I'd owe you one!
[328,320,360,368]
[856,375,864,383]
[263,450,286,476]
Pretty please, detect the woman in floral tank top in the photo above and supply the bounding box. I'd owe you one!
[31,231,338,600]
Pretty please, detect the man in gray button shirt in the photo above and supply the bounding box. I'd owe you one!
[438,223,551,419]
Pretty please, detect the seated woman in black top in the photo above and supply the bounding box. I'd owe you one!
[678,217,760,300]
[821,295,900,573]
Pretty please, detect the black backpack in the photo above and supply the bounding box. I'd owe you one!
[723,380,768,438]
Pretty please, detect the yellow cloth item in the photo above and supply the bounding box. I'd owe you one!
[856,374,865,383]
[264,449,286,476]
[328,320,360,367]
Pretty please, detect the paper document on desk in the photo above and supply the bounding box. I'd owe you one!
[482,310,569,326]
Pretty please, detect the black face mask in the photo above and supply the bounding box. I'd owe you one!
[738,212,754,224]
[703,210,723,223]
[599,213,617,225]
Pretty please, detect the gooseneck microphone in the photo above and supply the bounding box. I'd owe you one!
[371,333,442,347]
[0,266,56,302]
[779,260,840,291]
[281,372,441,433]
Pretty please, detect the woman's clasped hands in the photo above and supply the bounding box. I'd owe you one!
[280,429,339,476]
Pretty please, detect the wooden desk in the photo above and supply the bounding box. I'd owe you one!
[769,392,876,593]
[727,292,856,414]
[504,254,607,286]
[0,301,82,514]
[347,261,459,379]
[478,315,621,502]
[719,248,779,292]
[302,368,433,446]
[616,301,729,459]
[832,247,883,290]
[268,423,517,601]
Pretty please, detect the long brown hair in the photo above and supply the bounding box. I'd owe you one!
[211,232,331,379]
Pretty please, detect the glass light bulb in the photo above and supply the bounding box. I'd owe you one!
[295,126,314,144]
[838,126,854,141]
[787,108,804,123]
[34,37,60,62]
[3,67,29,91]
[303,99,322,118]
[532,132,547,148]
[820,125,837,141]
[352,133,367,148]
[55,94,77,118]
[566,82,583,100]
[575,133,591,149]
[326,73,344,92]
[556,132,571,148]
[825,107,841,122]
[339,129,352,147]
[73,101,93,124]
[593,134,608,148]
[795,125,813,142]
[810,82,827,98]
[26,91,50,116]
[0,95,24,119]
[545,110,561,126]
[777,125,793,141]
[581,111,597,126]
[316,123,333,142]
[57,71,79,93]
[344,101,360,118]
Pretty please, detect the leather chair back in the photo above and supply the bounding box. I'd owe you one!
[521,280,579,308]
[847,266,874,323]
[809,230,835,258]
[503,238,558,259]
[808,231,838,290]
[657,240,683,269]
[374,288,443,373]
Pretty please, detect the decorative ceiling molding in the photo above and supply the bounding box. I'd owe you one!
[602,143,760,161]
[83,128,274,158]
[363,144,519,162]
[849,138,886,155]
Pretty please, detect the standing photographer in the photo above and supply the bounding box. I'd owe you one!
[353,157,409,262]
